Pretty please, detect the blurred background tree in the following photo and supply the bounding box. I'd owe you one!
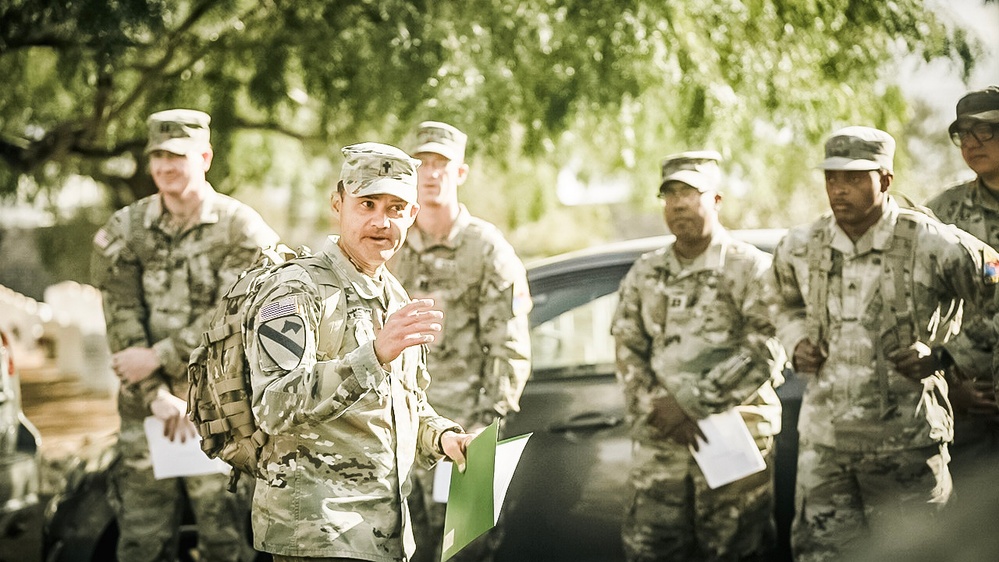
[0,0,996,294]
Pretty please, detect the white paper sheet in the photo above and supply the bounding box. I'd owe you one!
[689,409,766,489]
[432,460,453,503]
[143,416,231,480]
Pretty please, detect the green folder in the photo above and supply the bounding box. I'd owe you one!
[440,421,532,561]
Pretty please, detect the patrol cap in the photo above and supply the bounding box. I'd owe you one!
[948,85,999,135]
[145,109,211,155]
[412,121,467,162]
[659,150,723,193]
[817,126,895,173]
[339,142,420,205]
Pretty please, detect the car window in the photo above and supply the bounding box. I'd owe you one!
[528,263,631,380]
[531,291,619,375]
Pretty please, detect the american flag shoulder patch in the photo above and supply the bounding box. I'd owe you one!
[984,246,999,286]
[94,228,111,249]
[259,297,299,322]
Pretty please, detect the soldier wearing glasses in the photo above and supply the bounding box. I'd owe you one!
[612,151,786,561]
[925,86,999,495]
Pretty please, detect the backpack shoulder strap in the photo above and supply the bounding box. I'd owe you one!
[287,254,355,354]
[881,212,922,347]
[805,223,833,347]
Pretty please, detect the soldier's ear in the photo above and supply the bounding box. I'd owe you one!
[201,147,214,171]
[879,171,893,192]
[331,182,344,214]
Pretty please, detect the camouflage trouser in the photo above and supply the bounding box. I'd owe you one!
[108,420,255,562]
[791,441,951,562]
[409,464,503,562]
[622,438,776,562]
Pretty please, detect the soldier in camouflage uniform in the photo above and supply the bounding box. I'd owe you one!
[771,126,999,562]
[91,109,280,561]
[611,151,786,562]
[388,121,531,562]
[244,142,475,562]
[924,86,999,489]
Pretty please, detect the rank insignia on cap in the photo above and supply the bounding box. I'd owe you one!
[983,247,999,285]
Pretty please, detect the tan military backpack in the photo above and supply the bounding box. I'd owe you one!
[187,244,308,491]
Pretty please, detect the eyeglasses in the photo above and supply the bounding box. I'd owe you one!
[657,184,703,203]
[950,123,997,147]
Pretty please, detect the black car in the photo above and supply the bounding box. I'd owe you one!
[43,229,800,562]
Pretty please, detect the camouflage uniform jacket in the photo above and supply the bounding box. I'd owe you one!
[925,177,999,379]
[771,197,996,452]
[246,236,462,561]
[611,227,785,447]
[91,187,279,421]
[388,205,532,429]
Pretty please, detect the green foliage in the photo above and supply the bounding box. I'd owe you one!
[0,0,988,256]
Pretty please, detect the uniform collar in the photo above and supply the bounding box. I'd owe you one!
[144,183,221,230]
[322,235,387,301]
[827,196,899,256]
[660,226,733,274]
[964,177,999,213]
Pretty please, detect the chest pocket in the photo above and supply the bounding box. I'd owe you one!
[345,305,377,349]
[137,229,221,311]
[412,253,481,351]
[658,272,731,345]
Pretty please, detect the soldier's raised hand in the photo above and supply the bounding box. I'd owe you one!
[373,298,443,364]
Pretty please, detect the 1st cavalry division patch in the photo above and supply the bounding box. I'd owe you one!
[257,297,307,370]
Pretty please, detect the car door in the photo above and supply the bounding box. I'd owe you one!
[495,260,634,562]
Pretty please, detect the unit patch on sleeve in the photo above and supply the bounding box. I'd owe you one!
[257,297,307,370]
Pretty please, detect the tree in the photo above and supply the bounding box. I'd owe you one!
[0,0,989,252]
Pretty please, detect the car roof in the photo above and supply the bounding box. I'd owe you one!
[526,228,788,280]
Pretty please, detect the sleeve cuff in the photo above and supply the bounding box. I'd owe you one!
[940,340,986,381]
[777,321,809,367]
[348,341,390,391]
[428,419,464,456]
[669,384,710,420]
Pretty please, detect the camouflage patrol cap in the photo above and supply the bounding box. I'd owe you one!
[659,150,723,193]
[413,121,467,162]
[339,142,420,204]
[145,109,211,155]
[818,126,895,173]
[948,85,999,135]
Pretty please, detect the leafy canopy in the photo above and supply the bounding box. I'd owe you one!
[0,0,986,250]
